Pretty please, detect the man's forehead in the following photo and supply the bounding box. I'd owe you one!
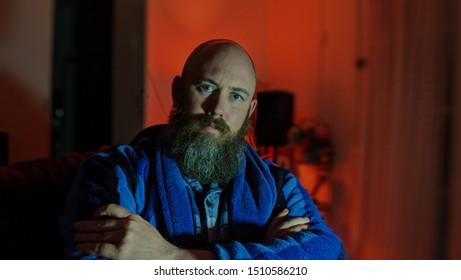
[184,41,256,79]
[195,48,255,82]
[199,45,251,69]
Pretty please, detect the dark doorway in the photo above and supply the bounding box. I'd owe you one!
[52,0,113,155]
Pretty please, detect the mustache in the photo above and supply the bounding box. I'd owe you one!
[204,115,231,134]
[177,113,231,135]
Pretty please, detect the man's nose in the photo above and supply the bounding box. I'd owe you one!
[204,91,226,118]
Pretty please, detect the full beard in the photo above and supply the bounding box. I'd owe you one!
[166,107,250,185]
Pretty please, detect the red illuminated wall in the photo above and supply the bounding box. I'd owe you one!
[0,0,53,164]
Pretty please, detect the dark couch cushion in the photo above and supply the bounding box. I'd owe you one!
[0,151,95,259]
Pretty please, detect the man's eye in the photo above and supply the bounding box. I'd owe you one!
[230,93,244,102]
[199,84,215,93]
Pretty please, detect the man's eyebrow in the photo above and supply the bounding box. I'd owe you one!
[198,78,219,87]
[229,86,250,97]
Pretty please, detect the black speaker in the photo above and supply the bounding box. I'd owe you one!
[255,91,294,146]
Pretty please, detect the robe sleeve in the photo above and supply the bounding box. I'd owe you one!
[213,163,343,260]
[60,145,151,259]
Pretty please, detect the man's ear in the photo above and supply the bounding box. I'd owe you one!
[172,75,183,106]
[249,99,257,117]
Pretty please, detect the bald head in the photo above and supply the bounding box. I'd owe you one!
[181,39,256,83]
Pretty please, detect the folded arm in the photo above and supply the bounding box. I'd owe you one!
[213,170,342,260]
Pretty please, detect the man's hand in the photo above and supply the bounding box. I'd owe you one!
[73,204,188,259]
[264,208,310,240]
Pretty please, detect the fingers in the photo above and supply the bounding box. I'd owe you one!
[74,204,137,234]
[277,216,310,230]
[269,209,310,230]
[265,209,311,240]
[74,218,120,233]
[267,208,289,229]
[75,242,118,259]
[276,224,310,238]
[273,208,290,221]
[270,218,310,238]
[74,227,122,259]
[75,229,122,244]
[92,203,133,220]
[264,209,288,238]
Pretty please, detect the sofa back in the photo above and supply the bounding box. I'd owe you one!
[0,151,94,259]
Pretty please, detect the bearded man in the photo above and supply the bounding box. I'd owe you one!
[61,39,343,260]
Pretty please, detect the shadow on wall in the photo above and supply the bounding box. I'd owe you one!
[0,0,11,42]
[0,0,49,164]
[0,69,49,164]
[329,180,350,256]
